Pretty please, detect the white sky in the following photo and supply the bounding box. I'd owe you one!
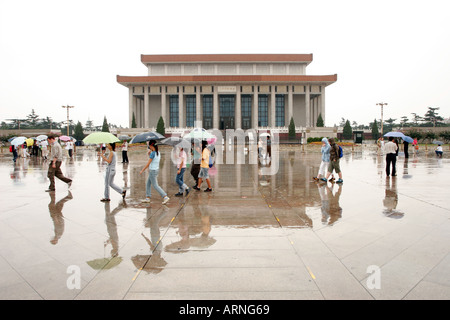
[1,0,450,128]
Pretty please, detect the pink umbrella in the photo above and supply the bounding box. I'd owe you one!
[59,135,71,142]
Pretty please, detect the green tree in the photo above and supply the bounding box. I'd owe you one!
[288,117,296,138]
[26,109,39,128]
[343,120,353,140]
[131,112,137,128]
[85,118,94,131]
[156,116,165,135]
[400,116,409,127]
[423,107,444,127]
[73,121,85,141]
[102,116,110,132]
[371,119,379,139]
[411,113,423,126]
[439,131,450,143]
[316,113,324,127]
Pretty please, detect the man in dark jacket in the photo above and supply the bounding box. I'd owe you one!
[321,138,343,184]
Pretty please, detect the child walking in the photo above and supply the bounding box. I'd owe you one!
[140,140,170,204]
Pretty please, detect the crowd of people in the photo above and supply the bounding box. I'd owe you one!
[7,132,446,205]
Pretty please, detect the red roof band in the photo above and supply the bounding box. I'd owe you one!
[140,54,314,64]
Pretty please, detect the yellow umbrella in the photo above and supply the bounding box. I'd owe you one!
[25,138,34,146]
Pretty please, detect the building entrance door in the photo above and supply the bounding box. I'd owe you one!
[219,95,235,130]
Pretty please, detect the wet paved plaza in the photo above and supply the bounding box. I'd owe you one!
[0,145,449,300]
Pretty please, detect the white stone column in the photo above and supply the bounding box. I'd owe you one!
[196,86,202,125]
[288,86,293,123]
[236,89,241,129]
[144,86,150,128]
[213,88,219,129]
[320,89,325,125]
[271,89,276,128]
[253,89,258,129]
[129,87,134,128]
[305,86,310,127]
[161,87,166,126]
[179,88,184,128]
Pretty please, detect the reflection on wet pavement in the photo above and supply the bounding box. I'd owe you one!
[0,147,449,300]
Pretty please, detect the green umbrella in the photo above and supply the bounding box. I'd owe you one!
[83,132,120,144]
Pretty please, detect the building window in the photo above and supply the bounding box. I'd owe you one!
[258,95,268,127]
[169,95,179,127]
[203,95,213,129]
[186,95,196,127]
[275,94,285,127]
[241,95,252,130]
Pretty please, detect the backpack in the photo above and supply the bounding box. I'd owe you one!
[9,145,13,152]
[338,145,343,158]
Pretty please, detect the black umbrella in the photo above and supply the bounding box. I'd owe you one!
[129,132,165,144]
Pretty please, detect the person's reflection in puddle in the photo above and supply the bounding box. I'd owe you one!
[132,205,169,273]
[383,177,404,219]
[104,201,126,257]
[48,191,73,245]
[318,183,343,226]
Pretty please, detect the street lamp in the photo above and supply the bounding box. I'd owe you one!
[376,102,388,137]
[62,105,74,136]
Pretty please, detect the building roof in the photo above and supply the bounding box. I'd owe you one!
[141,54,313,64]
[117,74,337,86]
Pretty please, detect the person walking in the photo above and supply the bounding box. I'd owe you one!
[190,141,201,187]
[139,140,170,204]
[385,136,399,177]
[193,140,212,192]
[403,139,409,159]
[313,137,331,181]
[412,138,419,155]
[121,140,129,163]
[99,143,126,202]
[46,135,72,192]
[321,138,343,184]
[174,147,190,197]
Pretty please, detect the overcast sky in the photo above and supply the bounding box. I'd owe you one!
[1,0,449,128]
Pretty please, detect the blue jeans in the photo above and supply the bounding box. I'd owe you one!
[146,169,167,198]
[175,168,188,192]
[104,167,123,199]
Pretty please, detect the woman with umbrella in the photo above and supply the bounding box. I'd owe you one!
[99,143,127,202]
[139,140,170,205]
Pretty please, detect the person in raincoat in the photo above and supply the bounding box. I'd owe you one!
[314,137,331,181]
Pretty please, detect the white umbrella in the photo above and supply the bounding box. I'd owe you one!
[10,137,27,146]
[36,135,48,141]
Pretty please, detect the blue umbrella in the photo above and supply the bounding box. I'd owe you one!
[129,131,165,144]
[384,132,405,138]
[402,136,414,143]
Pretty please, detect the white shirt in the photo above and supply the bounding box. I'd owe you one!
[384,141,398,154]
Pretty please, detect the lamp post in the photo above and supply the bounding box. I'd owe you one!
[62,105,74,136]
[376,102,388,138]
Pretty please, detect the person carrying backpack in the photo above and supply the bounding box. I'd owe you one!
[321,138,343,184]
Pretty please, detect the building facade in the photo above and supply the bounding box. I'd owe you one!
[117,54,337,133]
